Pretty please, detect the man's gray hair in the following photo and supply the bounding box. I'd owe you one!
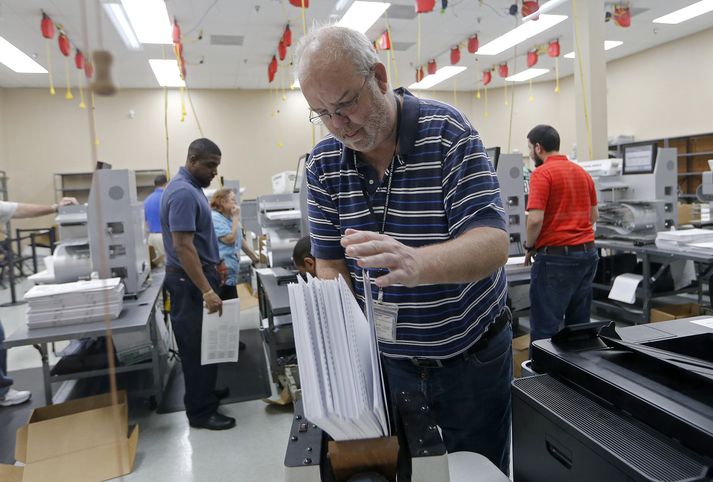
[295,25,380,79]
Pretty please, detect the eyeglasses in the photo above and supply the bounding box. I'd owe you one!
[308,74,370,125]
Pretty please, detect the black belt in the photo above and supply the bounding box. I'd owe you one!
[165,263,218,274]
[408,308,511,368]
[537,241,595,255]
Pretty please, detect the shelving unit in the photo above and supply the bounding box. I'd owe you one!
[609,132,713,203]
[54,169,166,203]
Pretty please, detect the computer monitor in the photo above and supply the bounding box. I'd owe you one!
[622,143,657,175]
[485,147,501,169]
[293,153,309,193]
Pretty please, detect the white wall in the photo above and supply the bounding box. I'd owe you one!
[0,26,711,222]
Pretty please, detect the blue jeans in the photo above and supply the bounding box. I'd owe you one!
[0,322,13,397]
[381,323,513,475]
[529,249,599,344]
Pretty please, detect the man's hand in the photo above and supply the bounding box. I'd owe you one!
[204,290,223,315]
[524,250,533,266]
[59,197,79,207]
[341,228,421,288]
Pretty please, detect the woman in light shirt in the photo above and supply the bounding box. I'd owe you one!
[210,189,259,300]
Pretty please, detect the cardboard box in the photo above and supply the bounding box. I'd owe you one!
[650,303,700,323]
[0,391,138,482]
[677,202,694,225]
[512,334,530,378]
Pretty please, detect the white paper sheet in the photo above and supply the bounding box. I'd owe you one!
[608,273,643,304]
[201,298,241,365]
[287,272,389,441]
[690,317,713,329]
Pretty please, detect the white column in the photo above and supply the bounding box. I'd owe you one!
[571,0,608,161]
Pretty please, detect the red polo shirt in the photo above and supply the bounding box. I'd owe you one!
[527,155,597,248]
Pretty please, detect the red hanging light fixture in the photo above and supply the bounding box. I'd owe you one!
[283,24,292,47]
[467,35,479,54]
[288,0,309,7]
[547,39,560,58]
[498,63,509,78]
[74,49,84,70]
[450,46,461,65]
[58,33,70,56]
[378,31,391,51]
[41,12,56,96]
[521,1,539,19]
[415,0,436,14]
[41,13,55,39]
[427,59,437,75]
[613,5,631,28]
[278,40,287,61]
[269,55,278,76]
[482,70,492,86]
[172,19,181,44]
[84,60,93,79]
[527,49,539,68]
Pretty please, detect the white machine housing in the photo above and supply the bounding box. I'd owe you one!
[578,148,678,238]
[257,193,302,267]
[272,171,297,194]
[88,169,150,295]
[495,153,527,256]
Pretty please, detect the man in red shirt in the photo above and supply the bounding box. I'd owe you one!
[524,125,599,344]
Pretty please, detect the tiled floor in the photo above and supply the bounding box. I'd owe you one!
[2,278,295,481]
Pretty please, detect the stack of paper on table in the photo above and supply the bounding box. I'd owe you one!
[288,272,389,441]
[655,228,713,254]
[24,277,125,329]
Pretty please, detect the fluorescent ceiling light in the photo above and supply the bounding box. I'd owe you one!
[121,0,172,44]
[103,2,141,50]
[335,0,352,11]
[337,1,390,34]
[506,68,549,82]
[409,66,467,90]
[477,14,568,56]
[0,36,47,73]
[563,40,623,58]
[653,0,713,24]
[149,59,185,87]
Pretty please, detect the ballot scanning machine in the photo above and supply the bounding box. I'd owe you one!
[35,169,150,296]
[513,318,713,482]
[284,392,509,482]
[578,144,678,241]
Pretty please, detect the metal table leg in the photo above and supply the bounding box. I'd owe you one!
[148,308,163,409]
[34,343,53,405]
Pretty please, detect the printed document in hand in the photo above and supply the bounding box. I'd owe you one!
[288,271,390,441]
[201,298,240,365]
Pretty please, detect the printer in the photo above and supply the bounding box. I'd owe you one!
[512,318,713,482]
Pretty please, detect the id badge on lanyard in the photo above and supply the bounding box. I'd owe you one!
[373,289,398,342]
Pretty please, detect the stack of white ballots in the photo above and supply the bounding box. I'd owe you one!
[656,229,713,255]
[288,273,389,441]
[24,278,125,329]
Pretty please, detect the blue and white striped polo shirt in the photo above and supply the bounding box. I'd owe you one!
[306,88,508,359]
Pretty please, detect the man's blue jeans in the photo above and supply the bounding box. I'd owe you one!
[381,323,513,475]
[0,322,13,397]
[529,248,599,344]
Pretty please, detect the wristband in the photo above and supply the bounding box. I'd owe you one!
[202,289,214,298]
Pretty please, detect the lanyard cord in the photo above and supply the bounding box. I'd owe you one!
[354,95,402,235]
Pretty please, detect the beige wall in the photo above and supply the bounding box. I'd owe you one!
[0,26,711,224]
